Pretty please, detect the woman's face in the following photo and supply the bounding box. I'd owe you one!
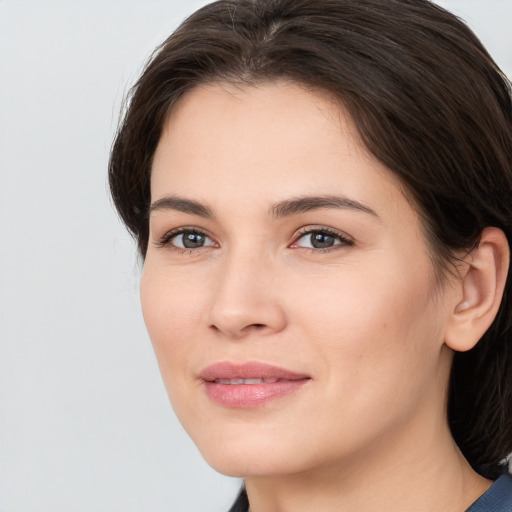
[141,81,458,477]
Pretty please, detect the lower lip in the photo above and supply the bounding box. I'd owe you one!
[203,379,310,408]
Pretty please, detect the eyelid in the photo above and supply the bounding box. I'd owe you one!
[154,226,217,249]
[289,226,354,250]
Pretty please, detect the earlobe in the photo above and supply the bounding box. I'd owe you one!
[444,227,510,353]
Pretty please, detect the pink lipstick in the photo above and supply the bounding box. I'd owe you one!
[199,362,311,408]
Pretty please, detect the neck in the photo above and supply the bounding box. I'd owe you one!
[244,406,490,512]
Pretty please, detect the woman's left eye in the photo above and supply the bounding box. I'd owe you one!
[292,229,353,250]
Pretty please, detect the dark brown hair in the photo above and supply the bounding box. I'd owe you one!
[109,0,512,479]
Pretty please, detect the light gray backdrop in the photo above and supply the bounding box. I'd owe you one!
[1,1,511,511]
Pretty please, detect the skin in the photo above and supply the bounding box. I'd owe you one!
[141,81,495,511]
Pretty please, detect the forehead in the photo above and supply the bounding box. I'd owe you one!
[151,81,399,206]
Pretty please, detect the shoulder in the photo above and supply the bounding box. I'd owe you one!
[466,473,512,512]
[226,476,512,512]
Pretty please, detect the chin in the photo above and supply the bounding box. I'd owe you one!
[203,450,300,479]
[197,436,277,477]
[190,420,347,480]
[185,422,306,478]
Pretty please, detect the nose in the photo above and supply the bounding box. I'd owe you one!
[207,250,287,340]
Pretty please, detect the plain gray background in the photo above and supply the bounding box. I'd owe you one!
[1,1,511,511]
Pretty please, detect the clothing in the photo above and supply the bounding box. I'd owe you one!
[466,473,512,512]
[227,473,512,512]
[228,488,249,512]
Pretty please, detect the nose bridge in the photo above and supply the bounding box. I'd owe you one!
[208,243,286,338]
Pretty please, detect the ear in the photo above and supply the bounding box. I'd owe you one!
[444,227,510,352]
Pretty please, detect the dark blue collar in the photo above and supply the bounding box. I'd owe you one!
[229,473,512,512]
[466,473,512,512]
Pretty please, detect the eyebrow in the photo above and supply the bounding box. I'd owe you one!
[149,195,214,218]
[148,194,378,220]
[270,195,379,219]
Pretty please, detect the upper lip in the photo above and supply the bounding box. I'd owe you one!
[199,361,310,382]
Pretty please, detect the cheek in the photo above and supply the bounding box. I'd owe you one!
[291,261,428,335]
[289,258,441,389]
[140,265,206,375]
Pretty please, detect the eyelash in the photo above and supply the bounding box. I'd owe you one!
[154,227,215,253]
[291,226,354,253]
[154,226,354,253]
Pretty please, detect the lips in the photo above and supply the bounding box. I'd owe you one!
[199,362,311,408]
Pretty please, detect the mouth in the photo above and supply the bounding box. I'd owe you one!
[199,361,311,408]
[213,378,282,384]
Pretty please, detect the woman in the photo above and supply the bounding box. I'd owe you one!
[109,0,512,510]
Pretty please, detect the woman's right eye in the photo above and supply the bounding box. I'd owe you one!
[159,230,216,250]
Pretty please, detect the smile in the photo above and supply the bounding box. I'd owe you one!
[214,378,280,384]
[200,362,311,408]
